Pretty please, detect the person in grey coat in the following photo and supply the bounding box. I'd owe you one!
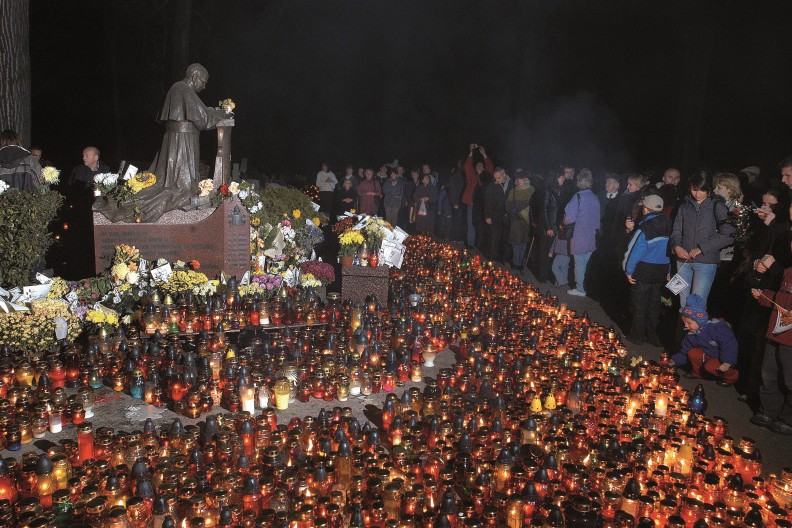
[669,171,736,308]
[381,168,404,227]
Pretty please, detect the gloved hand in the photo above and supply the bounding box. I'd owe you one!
[717,362,731,373]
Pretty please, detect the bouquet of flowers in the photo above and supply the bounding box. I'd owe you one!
[364,218,393,251]
[299,260,336,286]
[218,98,236,114]
[251,272,284,299]
[115,172,157,203]
[338,229,365,257]
[93,173,120,195]
[85,308,120,328]
[198,179,214,197]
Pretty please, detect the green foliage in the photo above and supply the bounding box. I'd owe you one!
[256,185,316,229]
[0,189,63,287]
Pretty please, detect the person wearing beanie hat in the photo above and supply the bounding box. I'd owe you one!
[622,194,672,346]
[669,293,740,386]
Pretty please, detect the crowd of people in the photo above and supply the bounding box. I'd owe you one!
[317,147,792,436]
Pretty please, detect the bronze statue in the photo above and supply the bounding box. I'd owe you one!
[101,63,228,222]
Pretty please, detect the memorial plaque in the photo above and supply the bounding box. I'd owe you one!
[94,197,251,280]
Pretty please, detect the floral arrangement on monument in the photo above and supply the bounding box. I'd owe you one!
[93,170,157,220]
[363,217,393,251]
[338,229,365,257]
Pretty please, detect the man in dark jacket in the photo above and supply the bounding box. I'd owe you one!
[448,162,467,243]
[605,173,650,328]
[623,195,672,346]
[484,167,512,262]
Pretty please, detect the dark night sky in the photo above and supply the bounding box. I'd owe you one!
[29,0,792,181]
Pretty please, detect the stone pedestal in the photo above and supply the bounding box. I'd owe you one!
[341,265,389,304]
[94,197,250,279]
[213,118,234,189]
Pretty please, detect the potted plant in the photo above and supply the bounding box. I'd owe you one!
[338,229,364,266]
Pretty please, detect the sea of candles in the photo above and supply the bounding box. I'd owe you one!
[0,236,788,527]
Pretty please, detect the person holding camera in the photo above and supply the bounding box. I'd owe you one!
[462,143,494,247]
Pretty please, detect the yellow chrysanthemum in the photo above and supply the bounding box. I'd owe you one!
[292,209,301,219]
[313,217,321,227]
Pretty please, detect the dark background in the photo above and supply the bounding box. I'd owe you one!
[29,0,792,180]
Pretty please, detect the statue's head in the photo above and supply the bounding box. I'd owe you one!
[185,63,209,93]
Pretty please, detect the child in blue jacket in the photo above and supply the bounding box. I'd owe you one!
[670,294,740,386]
[622,195,672,346]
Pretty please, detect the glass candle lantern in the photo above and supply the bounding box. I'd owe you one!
[78,387,96,418]
[51,454,72,490]
[274,378,291,410]
[49,408,63,434]
[240,382,256,415]
[129,369,145,399]
[78,423,95,465]
[15,361,35,387]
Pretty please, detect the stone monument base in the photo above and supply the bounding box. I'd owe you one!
[93,197,251,279]
[341,265,389,304]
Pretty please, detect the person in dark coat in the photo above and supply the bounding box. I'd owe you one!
[0,129,42,191]
[335,178,357,217]
[504,173,535,268]
[587,173,621,300]
[483,167,512,262]
[448,162,467,243]
[413,174,438,234]
[401,169,420,232]
[536,172,564,283]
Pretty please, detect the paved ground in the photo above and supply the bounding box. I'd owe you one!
[8,261,789,476]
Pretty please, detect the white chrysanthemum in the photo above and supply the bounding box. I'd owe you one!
[280,225,296,241]
[41,166,60,184]
[94,173,118,186]
[126,271,139,285]
[238,189,249,200]
[250,202,263,213]
[0,180,8,195]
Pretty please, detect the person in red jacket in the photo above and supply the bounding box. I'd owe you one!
[462,144,493,247]
[750,264,792,435]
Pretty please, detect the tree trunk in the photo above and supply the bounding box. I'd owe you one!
[0,0,31,147]
[171,0,193,82]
